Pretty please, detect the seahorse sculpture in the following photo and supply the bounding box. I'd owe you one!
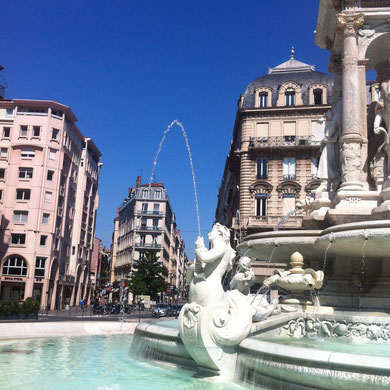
[179,223,253,379]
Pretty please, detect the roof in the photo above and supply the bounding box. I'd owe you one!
[268,48,315,74]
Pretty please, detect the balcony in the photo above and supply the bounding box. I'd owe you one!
[137,225,162,232]
[283,174,296,180]
[249,136,320,149]
[134,242,161,249]
[247,215,303,229]
[137,210,164,216]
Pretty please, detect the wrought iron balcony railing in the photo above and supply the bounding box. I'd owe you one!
[247,215,303,228]
[134,243,161,249]
[249,136,320,148]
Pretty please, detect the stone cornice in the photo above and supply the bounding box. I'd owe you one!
[239,106,332,120]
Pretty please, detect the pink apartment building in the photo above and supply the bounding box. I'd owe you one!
[0,97,102,309]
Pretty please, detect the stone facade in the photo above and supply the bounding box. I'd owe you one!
[0,98,102,309]
[111,177,187,289]
[215,52,333,283]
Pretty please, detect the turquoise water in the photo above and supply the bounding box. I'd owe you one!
[256,336,390,357]
[0,335,245,390]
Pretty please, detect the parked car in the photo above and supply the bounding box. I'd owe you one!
[171,304,183,317]
[152,303,172,318]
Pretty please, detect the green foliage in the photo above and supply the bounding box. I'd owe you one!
[22,297,40,316]
[0,298,40,318]
[0,300,21,317]
[129,251,168,300]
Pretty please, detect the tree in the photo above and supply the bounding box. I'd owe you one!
[129,251,168,300]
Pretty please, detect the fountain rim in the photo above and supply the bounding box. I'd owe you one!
[320,219,390,236]
[241,229,322,242]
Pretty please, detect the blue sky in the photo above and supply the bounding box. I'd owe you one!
[2,1,330,256]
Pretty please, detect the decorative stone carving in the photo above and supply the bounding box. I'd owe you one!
[284,317,390,342]
[230,256,278,322]
[341,141,362,182]
[263,252,324,305]
[179,223,253,379]
[337,12,364,35]
[314,97,342,193]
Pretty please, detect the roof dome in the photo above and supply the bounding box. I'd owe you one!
[242,48,333,108]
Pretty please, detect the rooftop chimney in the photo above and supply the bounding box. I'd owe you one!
[136,176,141,188]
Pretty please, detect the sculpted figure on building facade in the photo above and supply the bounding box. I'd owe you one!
[373,78,390,181]
[314,92,342,193]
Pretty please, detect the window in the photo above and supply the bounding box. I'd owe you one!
[40,235,48,246]
[259,93,268,108]
[283,194,296,215]
[45,191,52,203]
[72,246,76,255]
[52,109,63,118]
[155,190,161,199]
[2,256,27,276]
[35,257,46,277]
[3,127,10,138]
[153,203,160,214]
[141,217,147,227]
[42,213,50,224]
[283,158,296,180]
[255,195,267,217]
[256,122,269,139]
[33,126,41,137]
[142,189,149,198]
[141,203,148,213]
[16,189,31,200]
[0,148,8,158]
[20,125,28,137]
[49,149,56,160]
[153,219,159,230]
[21,148,35,158]
[285,90,295,106]
[0,189,3,201]
[47,170,54,181]
[312,157,319,179]
[152,235,158,245]
[283,121,296,142]
[5,108,13,118]
[256,158,268,179]
[19,167,33,179]
[140,235,146,245]
[11,233,26,245]
[13,211,28,223]
[0,168,5,180]
[51,128,59,140]
[313,89,323,105]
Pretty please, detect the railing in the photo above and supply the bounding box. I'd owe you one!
[137,211,164,216]
[134,243,161,249]
[247,215,303,228]
[283,174,296,180]
[17,111,48,116]
[137,225,162,231]
[249,136,320,148]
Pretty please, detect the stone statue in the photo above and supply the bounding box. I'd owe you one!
[179,223,253,379]
[314,96,342,193]
[230,256,278,322]
[373,78,390,181]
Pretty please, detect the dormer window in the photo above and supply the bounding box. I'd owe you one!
[313,89,323,105]
[259,93,268,108]
[285,90,295,106]
[142,189,149,198]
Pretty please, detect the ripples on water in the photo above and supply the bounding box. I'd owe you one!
[0,335,246,390]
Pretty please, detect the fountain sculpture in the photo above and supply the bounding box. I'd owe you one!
[131,1,390,389]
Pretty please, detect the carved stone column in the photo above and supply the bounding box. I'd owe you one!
[337,12,365,191]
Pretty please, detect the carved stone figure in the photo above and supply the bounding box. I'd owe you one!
[179,224,253,379]
[314,96,342,193]
[230,256,278,322]
[373,78,390,181]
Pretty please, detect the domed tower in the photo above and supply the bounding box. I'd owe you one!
[215,49,333,283]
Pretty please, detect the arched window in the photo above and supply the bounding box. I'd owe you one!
[2,256,27,276]
[255,87,272,108]
[313,89,323,105]
[277,81,303,107]
[249,180,273,218]
[308,84,327,105]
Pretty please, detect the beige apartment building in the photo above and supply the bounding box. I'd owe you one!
[0,94,102,309]
[215,51,333,283]
[111,177,187,292]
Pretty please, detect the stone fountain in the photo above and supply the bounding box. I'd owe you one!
[131,1,390,388]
